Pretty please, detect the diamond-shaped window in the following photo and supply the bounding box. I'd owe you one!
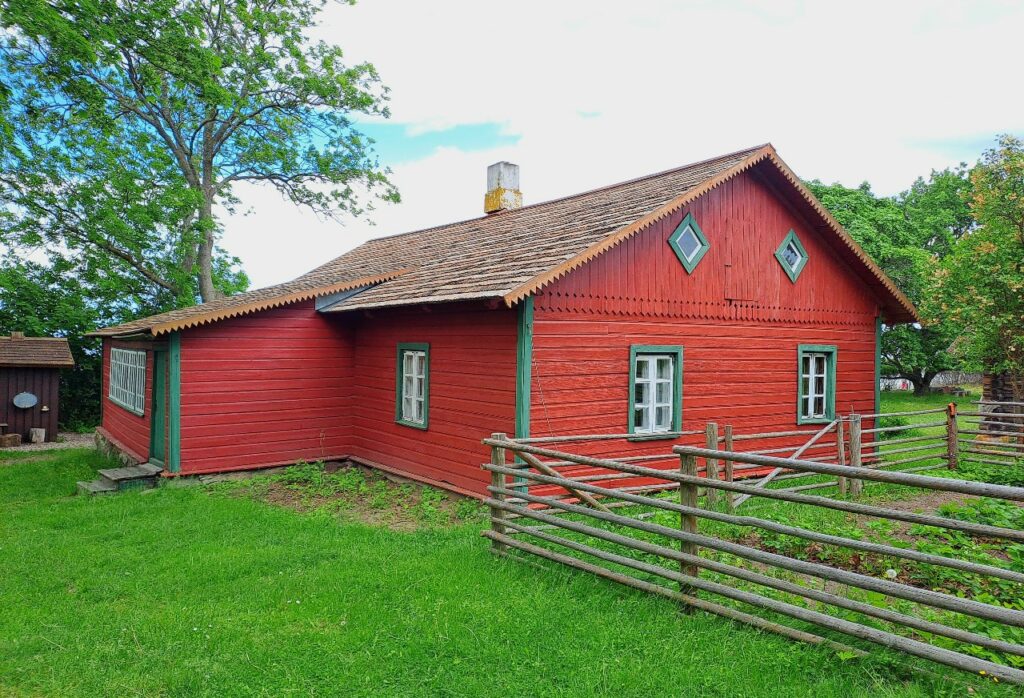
[774,229,808,282]
[668,213,710,274]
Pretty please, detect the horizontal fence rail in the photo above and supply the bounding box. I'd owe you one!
[482,411,1024,684]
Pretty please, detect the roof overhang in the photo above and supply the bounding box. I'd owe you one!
[89,271,408,339]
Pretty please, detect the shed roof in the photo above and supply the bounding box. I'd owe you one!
[0,335,75,368]
[92,143,918,338]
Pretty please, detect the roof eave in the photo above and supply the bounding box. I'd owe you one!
[87,271,409,338]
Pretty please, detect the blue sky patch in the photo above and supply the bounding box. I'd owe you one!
[356,122,520,165]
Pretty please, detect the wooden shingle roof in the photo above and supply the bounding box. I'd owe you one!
[92,144,917,337]
[0,335,74,367]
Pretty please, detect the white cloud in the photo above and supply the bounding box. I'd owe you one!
[221,0,1024,287]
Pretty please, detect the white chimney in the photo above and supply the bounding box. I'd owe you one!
[484,162,522,214]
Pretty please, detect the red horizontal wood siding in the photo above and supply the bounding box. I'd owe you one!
[178,301,354,474]
[530,169,880,468]
[347,303,517,495]
[100,340,153,462]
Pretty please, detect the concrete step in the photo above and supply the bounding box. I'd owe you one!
[98,463,163,481]
[77,479,116,495]
[97,463,163,491]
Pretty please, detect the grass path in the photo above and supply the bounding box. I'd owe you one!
[0,446,1012,696]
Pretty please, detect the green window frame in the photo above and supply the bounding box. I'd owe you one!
[774,229,809,283]
[396,342,430,430]
[628,345,683,437]
[667,213,710,274]
[797,344,837,424]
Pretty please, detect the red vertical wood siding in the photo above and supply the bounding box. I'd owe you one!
[99,340,154,462]
[531,169,880,464]
[0,366,60,441]
[347,303,517,495]
[178,301,353,474]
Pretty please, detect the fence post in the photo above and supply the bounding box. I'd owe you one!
[946,402,959,470]
[849,414,863,498]
[705,422,719,507]
[723,425,735,513]
[836,417,848,496]
[489,432,509,554]
[679,452,699,604]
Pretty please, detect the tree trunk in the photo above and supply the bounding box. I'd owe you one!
[910,375,931,396]
[197,120,220,304]
[909,370,940,396]
[197,193,218,303]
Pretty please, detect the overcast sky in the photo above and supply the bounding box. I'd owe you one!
[221,0,1024,289]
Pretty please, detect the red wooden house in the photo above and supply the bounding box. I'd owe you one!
[90,144,917,496]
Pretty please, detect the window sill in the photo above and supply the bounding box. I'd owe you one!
[109,397,144,418]
[627,433,678,442]
[796,417,833,426]
[396,419,429,431]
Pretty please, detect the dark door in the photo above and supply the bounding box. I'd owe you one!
[150,352,167,465]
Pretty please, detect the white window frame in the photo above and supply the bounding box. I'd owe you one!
[630,349,680,435]
[109,347,146,416]
[797,344,836,424]
[801,353,828,419]
[396,343,429,429]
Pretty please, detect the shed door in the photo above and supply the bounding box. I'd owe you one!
[150,352,167,465]
[723,217,760,303]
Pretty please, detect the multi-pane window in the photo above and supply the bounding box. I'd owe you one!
[797,345,836,423]
[109,347,146,415]
[629,346,683,435]
[396,343,429,429]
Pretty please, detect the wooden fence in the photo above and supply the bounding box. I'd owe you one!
[481,401,1024,683]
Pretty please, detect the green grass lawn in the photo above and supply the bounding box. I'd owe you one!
[0,415,1016,696]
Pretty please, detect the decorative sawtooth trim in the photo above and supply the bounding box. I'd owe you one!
[504,145,919,324]
[98,271,408,338]
[533,292,876,326]
[148,271,408,335]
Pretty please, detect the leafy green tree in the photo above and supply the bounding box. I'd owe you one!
[0,0,397,303]
[0,257,109,429]
[807,169,972,395]
[941,135,1024,393]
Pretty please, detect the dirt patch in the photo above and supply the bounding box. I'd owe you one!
[222,461,481,531]
[0,431,95,452]
[876,489,978,514]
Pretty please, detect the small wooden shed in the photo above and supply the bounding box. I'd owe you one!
[0,332,74,443]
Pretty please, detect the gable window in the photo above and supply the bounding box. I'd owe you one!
[668,213,710,274]
[396,343,430,429]
[628,345,683,436]
[797,345,837,424]
[774,229,809,282]
[109,347,146,416]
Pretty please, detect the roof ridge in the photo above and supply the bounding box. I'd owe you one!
[1,336,70,340]
[91,142,918,336]
[345,143,772,246]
